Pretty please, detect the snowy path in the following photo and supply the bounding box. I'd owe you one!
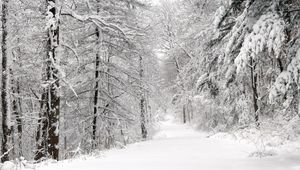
[39,115,300,170]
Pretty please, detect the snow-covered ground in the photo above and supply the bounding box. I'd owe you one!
[34,115,300,170]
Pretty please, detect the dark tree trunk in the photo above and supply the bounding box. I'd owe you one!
[183,105,186,124]
[46,0,60,160]
[1,0,11,163]
[92,27,100,146]
[140,97,147,139]
[277,58,284,72]
[92,0,102,147]
[35,0,60,161]
[139,56,148,139]
[92,52,100,145]
[250,58,259,127]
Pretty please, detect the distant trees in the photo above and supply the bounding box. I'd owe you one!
[158,0,300,132]
[154,1,193,124]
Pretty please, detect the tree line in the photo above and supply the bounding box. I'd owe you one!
[0,0,160,162]
[159,0,300,135]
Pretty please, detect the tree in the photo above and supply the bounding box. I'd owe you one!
[139,55,148,139]
[172,0,300,131]
[153,1,193,123]
[92,0,101,148]
[0,0,160,162]
[1,0,12,163]
[36,0,60,161]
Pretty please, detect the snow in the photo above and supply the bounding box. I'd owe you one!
[269,71,291,102]
[225,8,248,57]
[270,48,300,102]
[0,161,16,170]
[235,12,286,73]
[287,48,300,83]
[213,6,226,29]
[29,114,300,170]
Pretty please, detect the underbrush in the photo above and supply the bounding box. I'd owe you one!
[210,115,300,157]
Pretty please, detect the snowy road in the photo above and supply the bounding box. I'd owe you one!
[39,115,300,170]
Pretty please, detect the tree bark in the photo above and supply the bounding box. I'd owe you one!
[36,0,60,161]
[92,30,100,146]
[46,0,60,160]
[92,0,102,147]
[250,58,259,127]
[183,105,186,124]
[1,0,11,163]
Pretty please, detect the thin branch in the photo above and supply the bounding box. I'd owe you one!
[0,147,13,160]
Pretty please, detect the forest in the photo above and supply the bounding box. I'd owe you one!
[0,0,300,169]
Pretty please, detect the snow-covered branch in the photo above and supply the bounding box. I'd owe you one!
[61,11,127,37]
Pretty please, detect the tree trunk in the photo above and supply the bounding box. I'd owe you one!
[183,105,186,124]
[92,19,101,147]
[140,97,147,139]
[92,0,103,147]
[92,39,100,146]
[36,0,60,161]
[250,58,259,127]
[1,0,11,163]
[139,56,147,139]
[46,0,60,160]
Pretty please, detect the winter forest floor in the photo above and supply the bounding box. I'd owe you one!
[35,114,300,170]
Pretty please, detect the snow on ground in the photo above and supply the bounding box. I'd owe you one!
[35,114,300,170]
